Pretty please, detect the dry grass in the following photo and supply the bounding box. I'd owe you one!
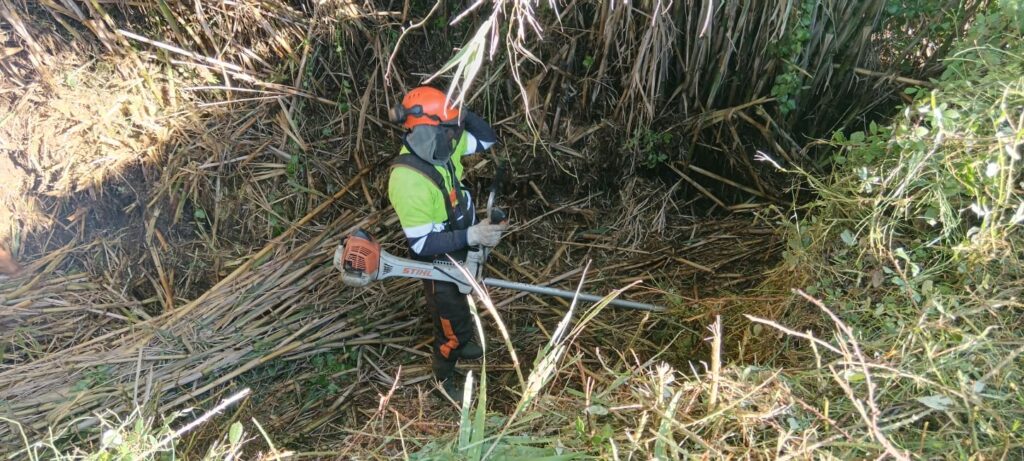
[0,0,1001,458]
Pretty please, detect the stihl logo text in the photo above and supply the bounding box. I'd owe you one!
[402,268,433,277]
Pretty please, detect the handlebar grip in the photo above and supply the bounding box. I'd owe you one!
[490,208,507,224]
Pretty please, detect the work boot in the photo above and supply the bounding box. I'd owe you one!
[442,377,465,402]
[432,352,465,403]
[457,338,483,360]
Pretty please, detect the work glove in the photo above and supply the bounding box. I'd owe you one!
[467,222,507,248]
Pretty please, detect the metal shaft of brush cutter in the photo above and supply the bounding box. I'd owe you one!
[336,229,663,311]
[483,278,663,312]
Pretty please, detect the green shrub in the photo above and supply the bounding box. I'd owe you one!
[767,5,1024,457]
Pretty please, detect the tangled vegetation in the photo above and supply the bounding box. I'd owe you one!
[401,6,1024,459]
[1,0,1022,459]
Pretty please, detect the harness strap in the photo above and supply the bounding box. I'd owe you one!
[390,154,466,230]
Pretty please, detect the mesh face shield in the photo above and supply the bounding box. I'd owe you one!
[405,124,461,165]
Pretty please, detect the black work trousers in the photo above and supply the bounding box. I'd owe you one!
[422,279,474,364]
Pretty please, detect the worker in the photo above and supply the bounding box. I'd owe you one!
[386,86,507,401]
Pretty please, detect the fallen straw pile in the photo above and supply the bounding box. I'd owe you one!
[0,170,380,445]
[0,271,136,368]
[0,183,780,449]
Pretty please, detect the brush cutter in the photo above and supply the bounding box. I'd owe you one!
[332,229,663,312]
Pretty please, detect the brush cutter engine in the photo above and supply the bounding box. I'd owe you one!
[334,229,482,294]
[334,229,380,288]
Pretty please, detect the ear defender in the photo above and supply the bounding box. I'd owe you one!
[389,104,406,124]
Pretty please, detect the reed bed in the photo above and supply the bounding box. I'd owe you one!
[0,0,995,457]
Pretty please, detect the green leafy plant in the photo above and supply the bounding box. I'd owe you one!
[625,128,673,169]
[581,55,594,71]
[304,350,354,403]
[8,389,264,460]
[768,0,815,116]
[763,9,1024,457]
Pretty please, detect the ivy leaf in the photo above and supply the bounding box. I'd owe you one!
[229,422,243,444]
[917,395,954,411]
[840,229,857,247]
[102,429,124,448]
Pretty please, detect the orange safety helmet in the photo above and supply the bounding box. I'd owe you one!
[391,86,460,130]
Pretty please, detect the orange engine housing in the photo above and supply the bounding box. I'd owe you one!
[341,229,380,275]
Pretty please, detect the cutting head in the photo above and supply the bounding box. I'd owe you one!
[334,229,381,287]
